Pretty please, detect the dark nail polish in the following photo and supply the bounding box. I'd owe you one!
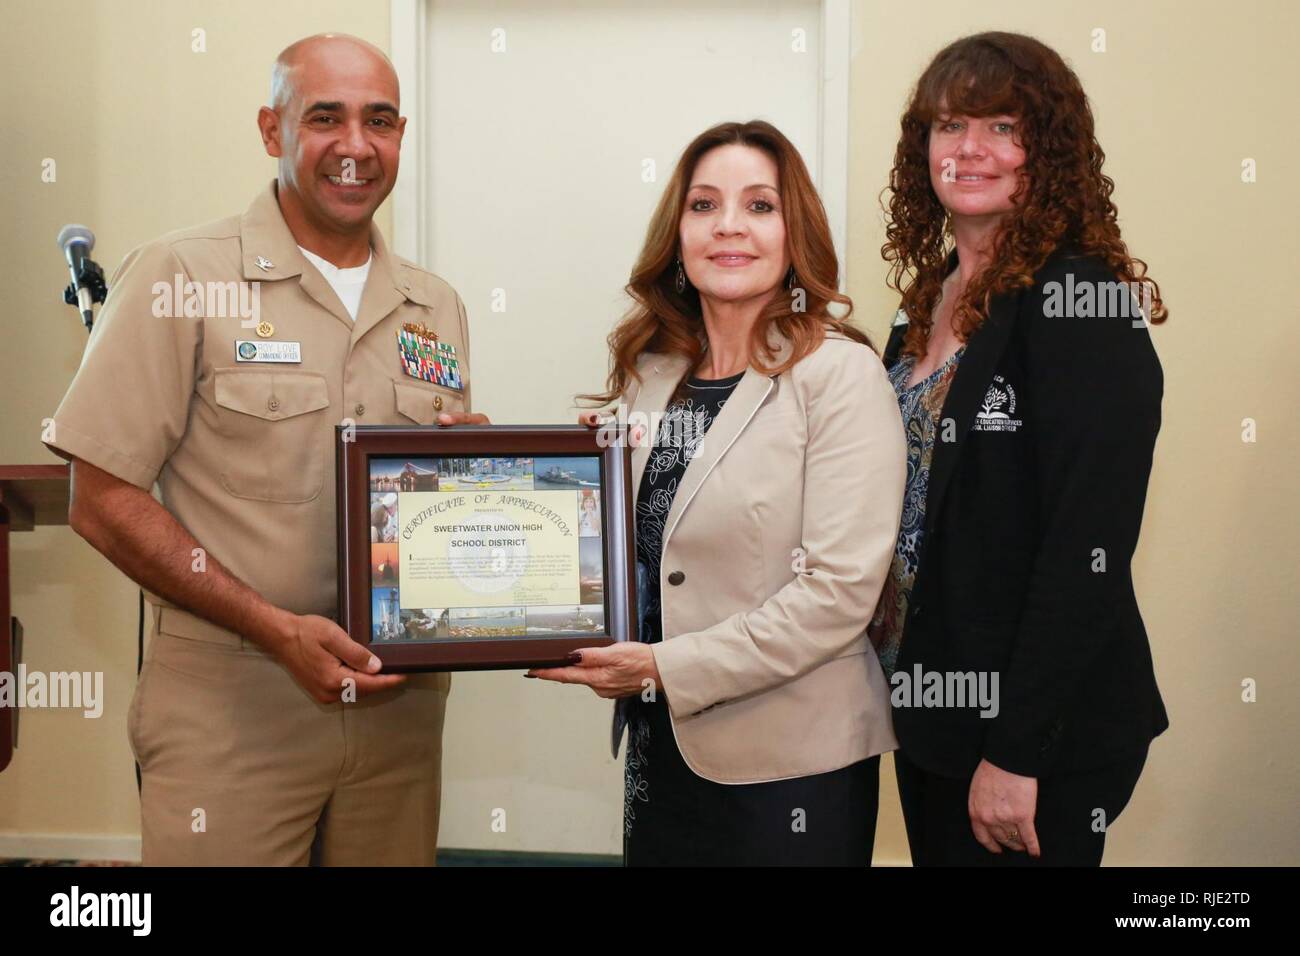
[566,651,583,664]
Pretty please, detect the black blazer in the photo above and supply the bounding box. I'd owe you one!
[883,247,1169,779]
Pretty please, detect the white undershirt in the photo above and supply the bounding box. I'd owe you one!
[298,246,372,322]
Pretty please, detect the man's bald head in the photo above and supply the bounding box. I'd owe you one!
[257,32,406,252]
[270,33,398,112]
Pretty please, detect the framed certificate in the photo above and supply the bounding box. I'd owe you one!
[336,426,637,671]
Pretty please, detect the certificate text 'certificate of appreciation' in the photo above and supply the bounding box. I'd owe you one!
[398,490,580,609]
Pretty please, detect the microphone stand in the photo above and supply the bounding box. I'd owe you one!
[60,247,135,791]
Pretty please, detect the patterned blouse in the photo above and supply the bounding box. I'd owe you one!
[868,346,965,678]
[623,370,743,840]
[635,370,745,645]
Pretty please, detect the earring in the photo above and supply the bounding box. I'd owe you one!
[675,257,687,294]
[785,265,797,290]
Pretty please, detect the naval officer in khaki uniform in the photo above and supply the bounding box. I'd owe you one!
[43,34,485,865]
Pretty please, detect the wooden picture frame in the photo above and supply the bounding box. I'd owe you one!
[337,425,636,671]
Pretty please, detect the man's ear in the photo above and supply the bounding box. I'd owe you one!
[257,106,283,158]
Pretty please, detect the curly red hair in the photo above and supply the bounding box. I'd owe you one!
[881,31,1167,358]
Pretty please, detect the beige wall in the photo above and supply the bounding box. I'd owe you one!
[1,0,1296,864]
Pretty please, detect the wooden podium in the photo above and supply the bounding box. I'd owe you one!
[0,464,71,773]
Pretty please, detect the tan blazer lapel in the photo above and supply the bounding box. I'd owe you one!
[660,366,774,547]
[631,333,796,542]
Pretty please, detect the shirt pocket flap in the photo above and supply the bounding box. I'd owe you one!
[393,378,463,425]
[214,368,330,422]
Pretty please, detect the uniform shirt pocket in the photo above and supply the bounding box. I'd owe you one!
[392,377,465,425]
[212,367,330,502]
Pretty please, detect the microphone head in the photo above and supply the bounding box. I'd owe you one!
[57,224,95,253]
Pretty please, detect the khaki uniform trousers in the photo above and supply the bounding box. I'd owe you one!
[127,607,449,866]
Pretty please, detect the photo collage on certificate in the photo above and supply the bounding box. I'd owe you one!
[368,455,606,643]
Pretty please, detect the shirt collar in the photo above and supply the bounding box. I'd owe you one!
[238,180,414,298]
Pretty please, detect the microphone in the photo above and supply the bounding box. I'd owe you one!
[57,224,105,330]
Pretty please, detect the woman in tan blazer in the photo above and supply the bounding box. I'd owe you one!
[530,120,905,866]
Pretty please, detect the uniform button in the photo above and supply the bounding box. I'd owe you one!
[667,571,685,586]
[267,398,280,412]
[354,403,365,416]
[433,396,444,411]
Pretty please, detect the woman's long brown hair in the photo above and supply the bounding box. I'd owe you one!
[581,120,869,406]
[881,31,1167,359]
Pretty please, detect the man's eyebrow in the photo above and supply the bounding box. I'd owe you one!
[301,101,399,116]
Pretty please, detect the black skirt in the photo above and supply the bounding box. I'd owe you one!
[623,696,880,866]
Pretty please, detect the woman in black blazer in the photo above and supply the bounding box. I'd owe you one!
[869,31,1169,865]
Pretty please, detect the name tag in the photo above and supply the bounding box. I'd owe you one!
[235,340,302,363]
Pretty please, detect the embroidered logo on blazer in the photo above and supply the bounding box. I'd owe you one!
[972,374,1023,433]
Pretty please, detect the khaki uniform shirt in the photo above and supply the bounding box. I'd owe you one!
[45,181,473,629]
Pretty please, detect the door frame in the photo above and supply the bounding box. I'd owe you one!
[389,0,852,287]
